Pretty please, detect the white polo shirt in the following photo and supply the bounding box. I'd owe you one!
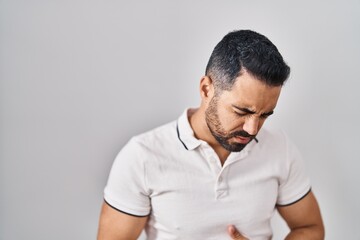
[104,109,311,240]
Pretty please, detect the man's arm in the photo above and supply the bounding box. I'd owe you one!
[97,201,148,240]
[277,190,325,239]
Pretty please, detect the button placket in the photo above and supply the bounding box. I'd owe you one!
[215,167,229,199]
[199,142,230,199]
[200,144,222,176]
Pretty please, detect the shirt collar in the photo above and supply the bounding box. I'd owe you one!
[176,108,202,151]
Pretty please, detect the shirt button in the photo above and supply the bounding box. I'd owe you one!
[218,177,223,182]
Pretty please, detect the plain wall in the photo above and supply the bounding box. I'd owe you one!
[1,0,359,239]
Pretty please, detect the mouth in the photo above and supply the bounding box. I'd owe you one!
[232,136,252,144]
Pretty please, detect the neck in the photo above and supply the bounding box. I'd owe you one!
[189,108,230,164]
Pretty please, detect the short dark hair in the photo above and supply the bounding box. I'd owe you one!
[205,30,290,92]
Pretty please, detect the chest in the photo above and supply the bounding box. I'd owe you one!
[144,151,281,239]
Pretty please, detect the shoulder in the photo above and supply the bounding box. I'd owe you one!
[127,120,178,153]
[111,120,177,168]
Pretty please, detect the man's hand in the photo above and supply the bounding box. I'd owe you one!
[227,225,249,240]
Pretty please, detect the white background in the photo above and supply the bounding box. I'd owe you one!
[1,0,359,239]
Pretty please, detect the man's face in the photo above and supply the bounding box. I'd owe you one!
[205,72,282,152]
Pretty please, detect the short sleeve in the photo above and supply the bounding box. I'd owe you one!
[104,138,151,216]
[276,134,311,206]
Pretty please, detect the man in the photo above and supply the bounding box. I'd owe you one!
[97,30,324,239]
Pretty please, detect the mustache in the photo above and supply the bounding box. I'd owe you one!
[227,130,256,139]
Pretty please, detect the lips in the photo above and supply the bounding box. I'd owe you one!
[233,136,251,144]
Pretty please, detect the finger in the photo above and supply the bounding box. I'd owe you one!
[227,225,249,240]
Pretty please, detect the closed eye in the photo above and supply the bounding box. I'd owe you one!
[260,111,274,119]
[234,111,248,117]
[232,105,274,119]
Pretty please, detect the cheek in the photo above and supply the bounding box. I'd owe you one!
[221,115,245,132]
[215,108,237,130]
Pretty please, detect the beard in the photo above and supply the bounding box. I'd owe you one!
[205,96,255,152]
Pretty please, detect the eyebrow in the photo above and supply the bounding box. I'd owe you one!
[232,105,274,117]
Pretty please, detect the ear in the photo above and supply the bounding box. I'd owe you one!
[199,76,214,100]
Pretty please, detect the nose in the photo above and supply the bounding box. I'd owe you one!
[243,117,260,136]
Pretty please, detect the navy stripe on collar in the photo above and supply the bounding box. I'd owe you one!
[176,121,188,150]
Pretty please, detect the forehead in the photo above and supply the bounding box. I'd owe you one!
[219,72,282,111]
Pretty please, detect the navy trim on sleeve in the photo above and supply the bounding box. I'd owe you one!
[276,188,312,207]
[104,199,149,218]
